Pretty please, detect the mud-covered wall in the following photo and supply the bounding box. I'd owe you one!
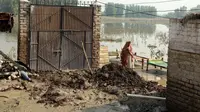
[167,18,200,111]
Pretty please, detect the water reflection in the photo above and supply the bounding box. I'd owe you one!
[101,23,169,61]
[103,23,156,35]
[124,23,156,35]
[104,23,124,35]
[155,32,169,46]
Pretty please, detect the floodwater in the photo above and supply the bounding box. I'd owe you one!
[0,33,17,60]
[101,23,169,61]
[100,23,169,86]
[0,21,168,86]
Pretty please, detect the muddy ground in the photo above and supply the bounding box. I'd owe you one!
[0,63,166,112]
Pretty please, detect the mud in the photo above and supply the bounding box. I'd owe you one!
[0,63,166,111]
[29,63,165,107]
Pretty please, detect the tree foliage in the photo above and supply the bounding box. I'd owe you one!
[0,0,18,15]
[190,5,200,13]
[164,5,200,18]
[125,5,157,18]
[104,3,157,18]
[164,6,187,18]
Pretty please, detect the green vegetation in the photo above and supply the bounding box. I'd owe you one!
[0,0,19,15]
[104,3,200,19]
[104,3,125,17]
[164,5,200,19]
[104,3,157,18]
[125,5,157,18]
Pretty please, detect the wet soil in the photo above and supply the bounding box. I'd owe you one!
[0,63,166,112]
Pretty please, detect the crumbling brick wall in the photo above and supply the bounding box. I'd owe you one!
[167,18,200,112]
[18,0,29,64]
[92,5,101,68]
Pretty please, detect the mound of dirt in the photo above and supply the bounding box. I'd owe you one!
[31,63,166,106]
[94,63,165,95]
[95,63,144,89]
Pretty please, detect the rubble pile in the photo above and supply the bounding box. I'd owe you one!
[0,60,16,72]
[0,59,35,81]
[0,58,166,107]
[31,63,166,106]
[94,63,165,95]
[94,63,144,90]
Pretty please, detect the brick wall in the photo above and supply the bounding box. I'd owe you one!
[99,46,109,67]
[92,5,101,68]
[167,18,200,112]
[18,0,30,64]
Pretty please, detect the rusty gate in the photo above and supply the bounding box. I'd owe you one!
[29,5,94,71]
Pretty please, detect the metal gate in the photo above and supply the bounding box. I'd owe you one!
[29,5,93,71]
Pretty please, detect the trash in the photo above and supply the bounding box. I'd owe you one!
[0,59,35,82]
[20,71,31,81]
[0,50,36,82]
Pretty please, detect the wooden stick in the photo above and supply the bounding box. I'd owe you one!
[127,94,166,100]
[81,42,93,74]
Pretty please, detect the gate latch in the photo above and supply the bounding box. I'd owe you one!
[53,50,61,54]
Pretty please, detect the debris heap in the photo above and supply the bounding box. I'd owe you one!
[94,63,165,95]
[0,59,35,81]
[32,63,166,106]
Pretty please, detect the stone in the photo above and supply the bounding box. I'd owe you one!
[11,72,19,80]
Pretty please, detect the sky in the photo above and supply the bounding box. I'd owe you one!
[82,0,200,14]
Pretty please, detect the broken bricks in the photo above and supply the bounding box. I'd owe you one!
[0,59,37,81]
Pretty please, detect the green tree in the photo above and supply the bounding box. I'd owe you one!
[115,4,124,17]
[104,2,115,16]
[190,5,200,13]
[0,0,14,13]
[124,4,157,18]
[165,6,187,18]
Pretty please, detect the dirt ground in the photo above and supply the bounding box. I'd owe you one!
[0,63,166,112]
[0,79,117,112]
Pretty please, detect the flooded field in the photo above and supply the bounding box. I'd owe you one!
[100,23,169,61]
[100,22,169,86]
